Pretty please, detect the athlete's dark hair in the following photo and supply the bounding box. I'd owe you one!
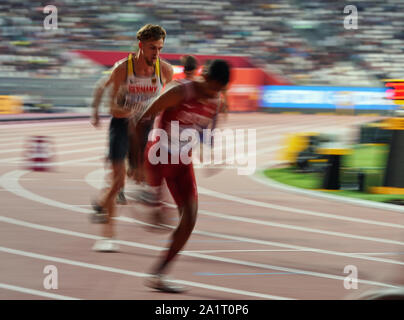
[137,24,166,42]
[205,59,230,86]
[181,55,198,72]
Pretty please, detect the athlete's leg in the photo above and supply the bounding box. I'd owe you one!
[91,118,129,251]
[100,159,126,238]
[142,140,168,229]
[145,163,197,293]
[151,163,198,275]
[127,120,142,183]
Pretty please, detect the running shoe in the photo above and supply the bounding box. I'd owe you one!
[145,274,187,293]
[116,189,128,205]
[92,238,120,252]
[90,200,108,224]
[133,189,158,205]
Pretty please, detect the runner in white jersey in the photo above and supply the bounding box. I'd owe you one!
[90,24,173,252]
[125,51,164,185]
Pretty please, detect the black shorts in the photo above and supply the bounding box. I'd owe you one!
[108,117,130,162]
[139,119,154,151]
[128,119,154,169]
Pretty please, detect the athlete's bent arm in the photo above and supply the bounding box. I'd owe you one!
[108,62,133,119]
[138,83,184,121]
[91,76,110,127]
[161,60,174,85]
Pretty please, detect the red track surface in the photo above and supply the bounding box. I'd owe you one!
[1,113,403,300]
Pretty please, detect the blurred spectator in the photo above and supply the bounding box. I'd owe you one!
[180,55,199,80]
[0,0,403,86]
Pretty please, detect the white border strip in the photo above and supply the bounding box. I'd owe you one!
[0,246,293,300]
[251,168,404,214]
[0,283,80,300]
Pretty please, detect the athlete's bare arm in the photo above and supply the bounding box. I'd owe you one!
[139,82,184,121]
[160,59,174,85]
[91,58,130,126]
[220,90,229,113]
[90,75,110,127]
[108,60,133,119]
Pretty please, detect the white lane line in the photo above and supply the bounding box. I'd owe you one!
[183,249,306,253]
[0,120,95,131]
[4,167,404,269]
[353,252,404,256]
[1,156,103,168]
[198,186,404,229]
[0,132,106,149]
[0,137,107,154]
[87,168,404,245]
[198,209,404,246]
[116,215,404,269]
[0,124,286,164]
[0,246,293,300]
[52,155,104,166]
[185,249,404,255]
[0,146,105,164]
[0,118,353,159]
[0,170,91,214]
[250,169,404,214]
[0,283,80,300]
[0,215,399,290]
[0,118,326,139]
[0,122,270,142]
[0,127,97,142]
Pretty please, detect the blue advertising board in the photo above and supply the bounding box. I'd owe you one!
[259,86,396,111]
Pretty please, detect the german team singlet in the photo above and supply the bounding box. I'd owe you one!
[124,53,163,122]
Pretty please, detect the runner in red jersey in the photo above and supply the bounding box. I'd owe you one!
[135,59,231,293]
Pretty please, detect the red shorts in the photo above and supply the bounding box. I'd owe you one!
[144,142,198,208]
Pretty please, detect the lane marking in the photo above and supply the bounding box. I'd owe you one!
[0,146,105,164]
[120,215,404,268]
[198,186,404,229]
[250,170,404,214]
[0,216,399,290]
[186,249,404,256]
[0,246,294,300]
[198,209,404,246]
[0,132,107,148]
[3,169,404,269]
[0,119,358,163]
[0,138,107,155]
[0,124,287,165]
[88,168,404,231]
[195,272,298,276]
[185,249,320,253]
[0,283,80,300]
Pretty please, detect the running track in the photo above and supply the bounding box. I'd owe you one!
[1,113,403,300]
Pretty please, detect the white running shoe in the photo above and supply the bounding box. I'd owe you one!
[92,238,120,252]
[145,274,187,293]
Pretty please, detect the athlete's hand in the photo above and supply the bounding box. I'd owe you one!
[116,85,128,108]
[91,111,100,128]
[111,105,132,118]
[112,85,132,118]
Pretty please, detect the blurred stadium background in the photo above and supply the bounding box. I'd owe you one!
[2,1,404,301]
[1,0,403,113]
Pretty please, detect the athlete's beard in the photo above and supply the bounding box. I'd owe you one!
[145,57,153,66]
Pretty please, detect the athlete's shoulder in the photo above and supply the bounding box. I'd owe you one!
[159,58,174,81]
[172,78,196,101]
[159,57,172,69]
[111,57,128,73]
